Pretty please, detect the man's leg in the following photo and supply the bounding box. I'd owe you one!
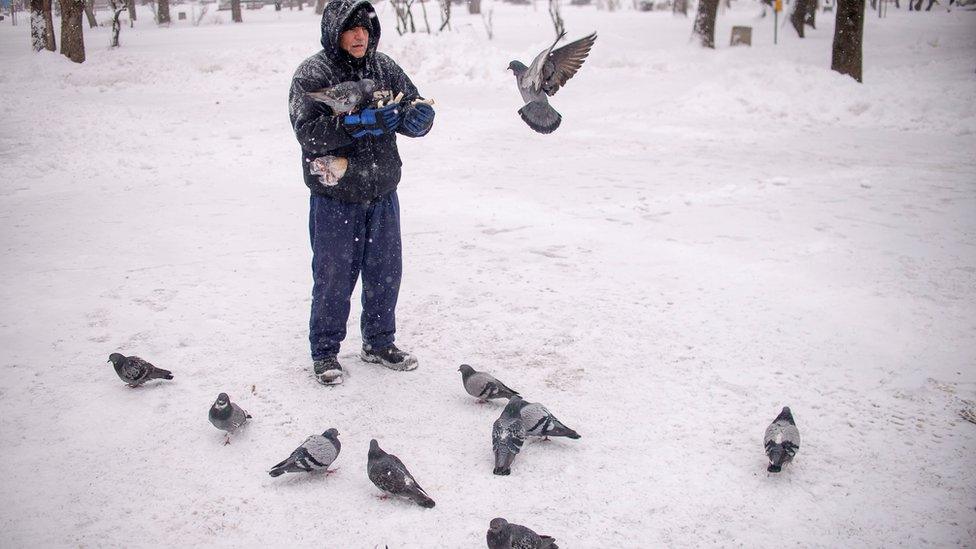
[359,191,417,370]
[309,195,366,381]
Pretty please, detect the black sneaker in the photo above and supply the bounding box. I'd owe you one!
[313,356,344,385]
[360,344,418,371]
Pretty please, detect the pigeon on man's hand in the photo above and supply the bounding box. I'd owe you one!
[520,400,580,440]
[459,364,520,402]
[487,518,559,549]
[507,31,597,134]
[208,393,251,444]
[764,406,800,473]
[367,439,435,508]
[492,396,528,475]
[306,78,378,114]
[269,428,341,477]
[107,353,173,387]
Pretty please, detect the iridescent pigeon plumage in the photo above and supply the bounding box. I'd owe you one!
[486,518,559,549]
[269,428,341,477]
[367,439,435,508]
[306,78,378,114]
[208,392,251,436]
[519,400,580,440]
[764,406,800,473]
[492,396,527,475]
[459,364,520,402]
[107,352,173,387]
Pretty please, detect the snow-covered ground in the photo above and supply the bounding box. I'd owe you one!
[1,1,974,546]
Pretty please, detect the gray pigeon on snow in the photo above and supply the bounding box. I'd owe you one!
[208,392,251,440]
[520,400,580,440]
[107,352,173,387]
[492,396,528,475]
[487,517,559,549]
[459,364,520,402]
[268,428,341,477]
[367,439,435,508]
[764,406,800,473]
[507,31,597,134]
[306,78,378,114]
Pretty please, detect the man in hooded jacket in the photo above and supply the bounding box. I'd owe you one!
[288,0,435,385]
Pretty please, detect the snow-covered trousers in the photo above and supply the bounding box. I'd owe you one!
[308,191,402,360]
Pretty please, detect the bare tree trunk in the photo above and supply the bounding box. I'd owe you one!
[297,0,303,10]
[128,0,136,21]
[30,0,46,50]
[315,0,325,14]
[419,0,430,33]
[790,0,808,36]
[158,0,170,22]
[43,0,56,49]
[83,0,97,27]
[110,0,126,46]
[831,0,864,82]
[673,0,688,15]
[805,0,817,28]
[693,0,719,48]
[231,0,241,21]
[438,0,450,31]
[467,0,480,13]
[60,0,85,63]
[547,0,563,37]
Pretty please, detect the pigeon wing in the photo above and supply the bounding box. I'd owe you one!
[524,31,567,94]
[123,356,152,383]
[541,32,597,96]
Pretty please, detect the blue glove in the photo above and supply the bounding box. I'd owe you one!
[343,103,401,138]
[400,103,435,136]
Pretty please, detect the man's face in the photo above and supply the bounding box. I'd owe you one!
[339,26,369,58]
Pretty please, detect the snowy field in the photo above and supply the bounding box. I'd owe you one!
[1,1,975,546]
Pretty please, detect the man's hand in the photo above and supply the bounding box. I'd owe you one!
[342,104,401,138]
[400,103,435,137]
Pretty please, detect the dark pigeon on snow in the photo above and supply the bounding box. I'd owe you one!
[306,78,378,114]
[519,400,580,440]
[507,31,597,134]
[764,406,800,473]
[269,428,341,477]
[208,392,251,442]
[487,517,559,549]
[107,353,173,387]
[492,396,528,475]
[459,364,520,402]
[367,439,435,508]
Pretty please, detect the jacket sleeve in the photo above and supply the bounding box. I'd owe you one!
[381,56,434,138]
[288,62,354,155]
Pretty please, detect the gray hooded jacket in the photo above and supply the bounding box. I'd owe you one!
[288,0,428,203]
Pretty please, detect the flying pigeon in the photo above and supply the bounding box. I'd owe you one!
[520,400,580,440]
[107,353,173,387]
[764,406,800,473]
[459,364,520,402]
[492,396,528,475]
[367,439,435,508]
[507,31,597,134]
[208,392,251,443]
[487,518,559,549]
[268,428,341,477]
[306,78,378,114]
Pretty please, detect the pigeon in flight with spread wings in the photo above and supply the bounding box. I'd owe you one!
[507,31,597,134]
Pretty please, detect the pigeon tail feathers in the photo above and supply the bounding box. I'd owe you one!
[152,367,174,380]
[540,536,559,549]
[519,101,562,134]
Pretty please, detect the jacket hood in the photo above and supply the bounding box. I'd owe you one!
[320,0,381,62]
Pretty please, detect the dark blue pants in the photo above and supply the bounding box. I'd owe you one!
[309,192,402,360]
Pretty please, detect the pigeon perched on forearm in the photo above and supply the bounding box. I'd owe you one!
[208,392,251,440]
[764,406,800,473]
[367,439,435,508]
[306,78,378,114]
[492,396,528,475]
[107,353,173,387]
[459,364,520,402]
[507,31,597,134]
[269,428,341,477]
[487,518,559,549]
[520,401,580,440]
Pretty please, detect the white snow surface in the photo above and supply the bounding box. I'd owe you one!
[1,2,975,547]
